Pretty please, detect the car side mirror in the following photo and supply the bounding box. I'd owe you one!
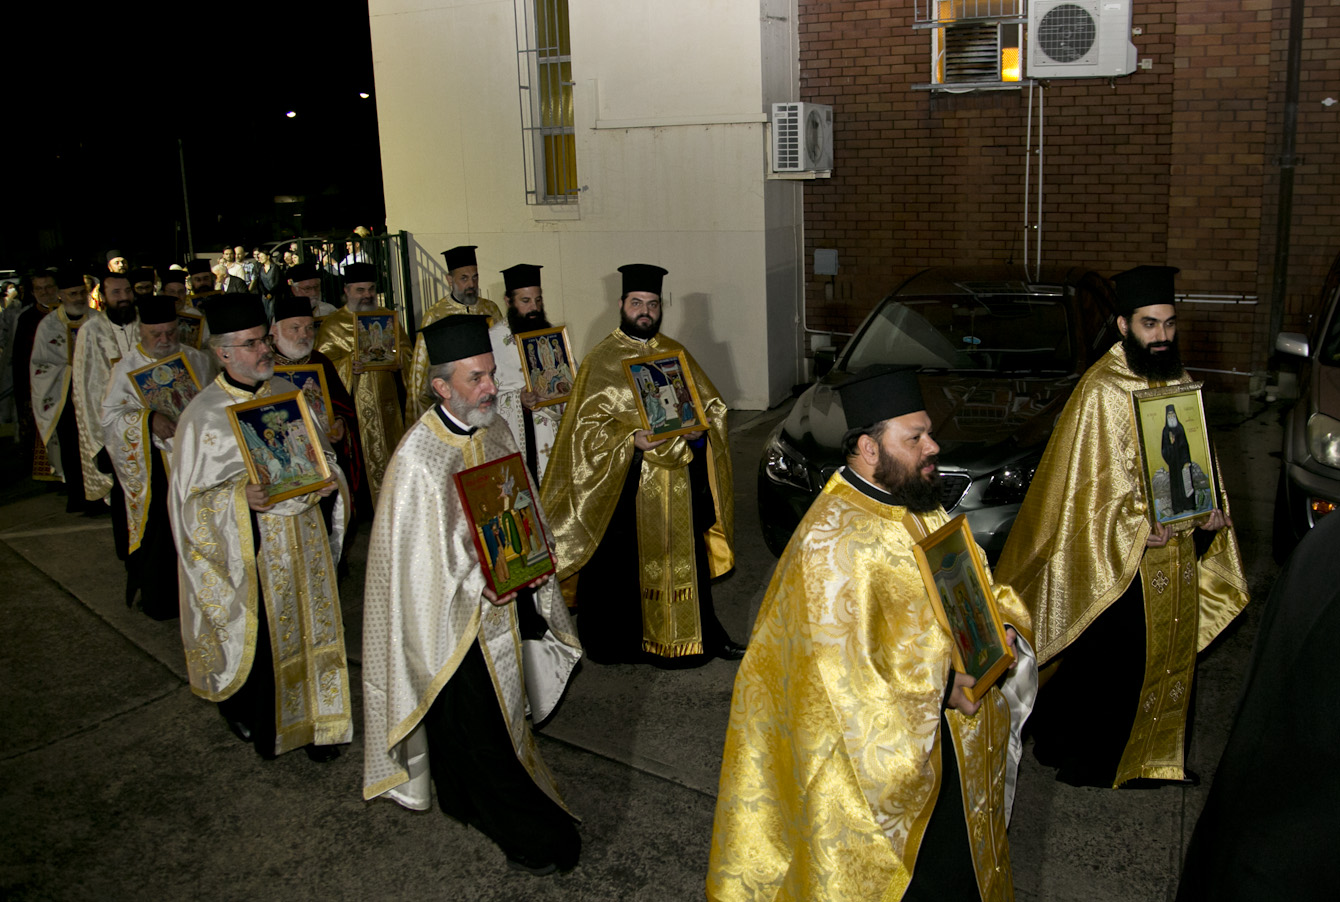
[1276,331,1309,358]
[813,346,836,379]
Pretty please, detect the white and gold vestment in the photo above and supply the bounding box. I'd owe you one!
[709,474,1036,902]
[72,312,140,502]
[362,408,581,810]
[30,306,92,482]
[169,373,353,755]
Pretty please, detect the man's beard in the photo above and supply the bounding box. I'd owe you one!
[107,302,137,326]
[150,341,181,360]
[507,306,551,334]
[453,287,478,306]
[1123,331,1184,381]
[619,308,661,340]
[446,392,496,428]
[874,446,943,513]
[274,336,314,361]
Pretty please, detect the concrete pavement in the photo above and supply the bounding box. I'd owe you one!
[0,399,1285,901]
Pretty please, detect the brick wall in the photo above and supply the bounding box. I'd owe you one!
[798,0,1340,394]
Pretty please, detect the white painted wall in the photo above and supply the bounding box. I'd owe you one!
[368,0,803,408]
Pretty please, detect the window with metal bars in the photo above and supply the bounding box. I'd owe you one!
[516,0,578,204]
[916,1,1025,91]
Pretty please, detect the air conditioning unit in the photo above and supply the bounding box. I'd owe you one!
[771,102,833,173]
[1026,0,1137,79]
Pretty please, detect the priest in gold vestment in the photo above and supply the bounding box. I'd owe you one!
[30,267,97,512]
[362,314,582,875]
[170,295,353,762]
[541,263,743,664]
[995,266,1248,788]
[314,262,411,506]
[404,244,504,424]
[709,366,1037,902]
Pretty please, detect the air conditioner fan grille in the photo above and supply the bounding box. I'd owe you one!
[1037,4,1097,63]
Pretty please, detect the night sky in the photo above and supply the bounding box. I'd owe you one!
[7,2,386,275]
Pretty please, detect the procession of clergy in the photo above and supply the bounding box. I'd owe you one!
[28,249,1257,898]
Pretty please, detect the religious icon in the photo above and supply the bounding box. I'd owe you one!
[274,364,336,439]
[515,326,577,407]
[226,390,332,503]
[127,352,203,420]
[622,349,709,441]
[1131,382,1219,528]
[913,515,1015,703]
[354,310,400,371]
[176,312,204,349]
[453,452,555,597]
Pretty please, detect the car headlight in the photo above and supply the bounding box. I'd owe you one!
[763,435,811,492]
[980,464,1036,505]
[1307,413,1340,469]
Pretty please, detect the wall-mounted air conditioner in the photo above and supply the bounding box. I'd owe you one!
[771,102,833,173]
[1026,0,1137,79]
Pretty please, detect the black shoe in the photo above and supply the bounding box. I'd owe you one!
[713,640,747,661]
[305,744,341,763]
[226,719,254,743]
[507,856,558,877]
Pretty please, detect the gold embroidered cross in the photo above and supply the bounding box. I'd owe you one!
[1151,570,1169,594]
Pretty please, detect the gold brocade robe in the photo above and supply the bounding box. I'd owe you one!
[169,374,353,755]
[403,294,503,424]
[361,408,581,810]
[101,343,215,552]
[30,307,91,481]
[315,307,412,505]
[72,312,140,501]
[994,342,1249,785]
[540,329,734,657]
[709,476,1034,902]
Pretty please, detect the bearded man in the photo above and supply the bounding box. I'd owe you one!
[541,263,743,665]
[404,245,504,423]
[72,270,142,516]
[185,258,219,309]
[995,265,1249,788]
[31,267,101,511]
[129,267,156,301]
[363,314,582,875]
[271,294,368,519]
[285,262,338,320]
[170,294,352,762]
[709,365,1036,902]
[101,295,215,617]
[314,262,411,505]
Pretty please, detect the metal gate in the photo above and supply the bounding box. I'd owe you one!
[261,230,417,334]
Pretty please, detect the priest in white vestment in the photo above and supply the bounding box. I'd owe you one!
[362,314,583,875]
[169,294,353,762]
[493,263,565,483]
[102,295,215,618]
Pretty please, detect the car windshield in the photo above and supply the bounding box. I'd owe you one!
[843,296,1074,374]
[1320,290,1340,365]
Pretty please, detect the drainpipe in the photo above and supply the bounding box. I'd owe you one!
[1267,0,1305,366]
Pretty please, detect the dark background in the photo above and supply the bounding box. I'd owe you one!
[6,2,387,274]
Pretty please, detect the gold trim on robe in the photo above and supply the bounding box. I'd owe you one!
[995,341,1249,784]
[315,307,412,506]
[403,294,503,424]
[708,477,1032,902]
[72,312,140,501]
[169,373,353,755]
[361,408,581,810]
[540,329,734,657]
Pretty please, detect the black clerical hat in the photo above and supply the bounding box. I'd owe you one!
[286,262,319,283]
[273,295,314,322]
[837,365,926,432]
[441,245,477,271]
[204,294,267,335]
[185,258,213,276]
[502,264,543,293]
[55,267,86,290]
[161,270,187,286]
[421,315,491,365]
[105,249,126,263]
[129,267,155,285]
[618,263,667,296]
[135,295,178,325]
[1114,265,1179,318]
[343,262,377,285]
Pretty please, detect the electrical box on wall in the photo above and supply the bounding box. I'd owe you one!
[1026,0,1137,79]
[771,103,833,172]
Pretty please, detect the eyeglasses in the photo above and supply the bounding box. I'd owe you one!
[220,337,272,351]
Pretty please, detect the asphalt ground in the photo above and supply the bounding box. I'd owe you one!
[0,399,1285,901]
